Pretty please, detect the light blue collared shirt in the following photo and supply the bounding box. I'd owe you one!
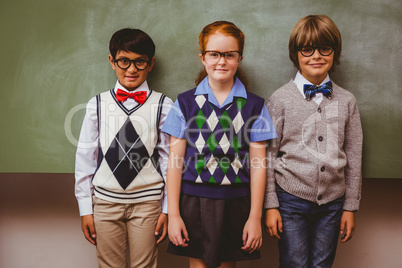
[162,76,277,142]
[195,76,247,108]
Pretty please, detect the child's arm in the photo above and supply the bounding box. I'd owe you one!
[154,97,173,244]
[264,208,283,239]
[264,138,283,239]
[343,98,363,211]
[75,98,98,213]
[81,214,96,245]
[340,98,362,243]
[264,99,284,239]
[167,136,189,247]
[241,140,266,253]
[340,211,355,243]
[155,213,168,244]
[75,97,99,245]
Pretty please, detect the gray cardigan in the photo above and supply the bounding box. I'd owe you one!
[264,80,363,211]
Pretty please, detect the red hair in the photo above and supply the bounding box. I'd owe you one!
[195,21,247,87]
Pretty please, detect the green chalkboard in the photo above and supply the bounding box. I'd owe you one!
[0,0,401,178]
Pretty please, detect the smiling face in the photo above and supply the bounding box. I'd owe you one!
[298,48,334,85]
[289,15,342,79]
[200,33,242,86]
[108,50,154,91]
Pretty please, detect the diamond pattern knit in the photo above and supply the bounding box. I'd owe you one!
[191,95,247,185]
[92,90,166,204]
[177,87,266,199]
[104,117,150,190]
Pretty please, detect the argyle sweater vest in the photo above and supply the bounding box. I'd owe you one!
[178,88,265,199]
[92,89,166,204]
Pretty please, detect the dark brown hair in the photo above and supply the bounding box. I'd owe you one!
[109,28,155,61]
[288,15,342,72]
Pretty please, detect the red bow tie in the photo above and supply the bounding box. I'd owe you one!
[116,89,147,104]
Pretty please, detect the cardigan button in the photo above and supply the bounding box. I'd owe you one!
[318,136,324,142]
[318,195,323,200]
[320,166,326,172]
[317,108,322,113]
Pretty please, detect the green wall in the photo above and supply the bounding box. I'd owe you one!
[0,0,401,177]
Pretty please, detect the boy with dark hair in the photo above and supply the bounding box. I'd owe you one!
[75,28,172,268]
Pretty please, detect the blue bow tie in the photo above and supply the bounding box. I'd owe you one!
[303,81,333,101]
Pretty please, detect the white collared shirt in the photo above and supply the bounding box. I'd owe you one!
[293,71,331,105]
[75,80,172,216]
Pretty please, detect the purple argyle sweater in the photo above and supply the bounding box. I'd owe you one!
[178,88,265,199]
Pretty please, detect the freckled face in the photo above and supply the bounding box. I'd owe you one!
[298,49,333,85]
[200,33,241,85]
[109,51,154,91]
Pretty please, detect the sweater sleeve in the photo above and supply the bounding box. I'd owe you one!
[264,98,283,209]
[343,98,363,211]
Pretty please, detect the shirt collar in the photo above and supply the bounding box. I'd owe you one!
[293,71,331,97]
[194,76,247,108]
[113,80,150,94]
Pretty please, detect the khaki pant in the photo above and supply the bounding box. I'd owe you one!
[93,196,161,268]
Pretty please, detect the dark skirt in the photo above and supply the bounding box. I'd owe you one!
[167,194,260,268]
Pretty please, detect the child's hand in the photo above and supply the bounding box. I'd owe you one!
[340,211,355,243]
[155,213,168,244]
[241,216,262,253]
[168,215,189,247]
[264,208,283,239]
[81,214,96,245]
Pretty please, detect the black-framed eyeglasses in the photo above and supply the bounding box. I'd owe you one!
[202,50,242,65]
[298,45,334,57]
[114,58,150,70]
